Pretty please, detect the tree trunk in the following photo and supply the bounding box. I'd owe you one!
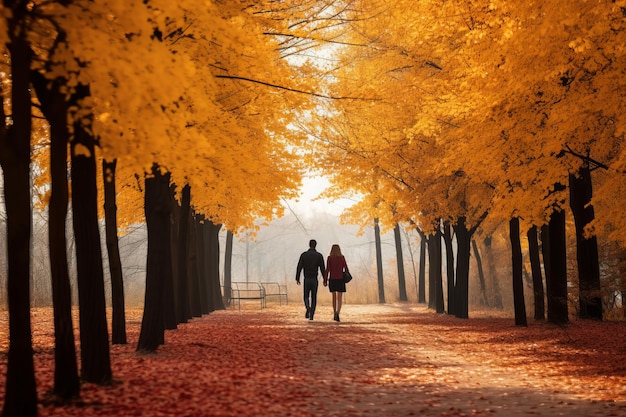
[163,183,178,330]
[427,226,444,313]
[176,184,191,323]
[546,209,569,325]
[442,223,456,314]
[393,224,408,301]
[0,22,37,416]
[70,84,111,384]
[188,212,202,318]
[418,230,426,304]
[453,217,471,319]
[195,215,210,315]
[137,166,171,352]
[510,218,528,326]
[374,218,385,304]
[527,226,545,320]
[471,240,488,307]
[103,159,127,344]
[224,230,234,306]
[31,71,80,399]
[206,221,225,310]
[569,167,602,320]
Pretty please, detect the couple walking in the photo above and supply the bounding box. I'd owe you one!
[295,239,349,322]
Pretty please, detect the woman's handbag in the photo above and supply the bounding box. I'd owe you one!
[343,270,353,283]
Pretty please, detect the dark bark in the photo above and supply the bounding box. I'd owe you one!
[206,221,225,310]
[442,223,456,314]
[426,232,436,310]
[417,230,426,304]
[176,184,191,323]
[31,71,80,399]
[0,17,37,415]
[471,240,488,307]
[510,218,528,326]
[188,212,202,318]
[546,209,569,325]
[393,224,408,302]
[137,166,171,352]
[569,167,602,320]
[224,230,234,305]
[527,226,545,320]
[453,217,472,319]
[163,184,178,330]
[103,159,127,344]
[374,218,385,304]
[195,215,210,315]
[71,84,112,384]
[427,226,444,313]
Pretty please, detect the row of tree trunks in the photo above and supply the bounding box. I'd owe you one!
[138,178,225,353]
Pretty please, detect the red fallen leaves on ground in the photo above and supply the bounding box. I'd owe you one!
[1,303,626,416]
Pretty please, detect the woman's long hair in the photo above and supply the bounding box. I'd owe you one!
[329,244,342,256]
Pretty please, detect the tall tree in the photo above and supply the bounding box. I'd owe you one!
[569,164,602,320]
[71,84,111,384]
[0,3,37,413]
[176,184,191,323]
[103,158,127,344]
[137,165,171,352]
[527,226,545,320]
[31,71,80,400]
[188,212,202,318]
[417,229,427,304]
[510,217,528,326]
[393,223,408,302]
[206,220,225,311]
[442,223,456,314]
[546,208,569,325]
[224,230,234,306]
[427,225,444,314]
[374,218,385,304]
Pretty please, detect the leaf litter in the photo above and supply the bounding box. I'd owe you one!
[0,303,625,416]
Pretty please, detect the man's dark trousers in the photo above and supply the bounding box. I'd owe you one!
[303,277,319,319]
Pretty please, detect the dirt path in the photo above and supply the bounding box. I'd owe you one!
[281,303,626,417]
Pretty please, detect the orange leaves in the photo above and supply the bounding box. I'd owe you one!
[2,304,625,416]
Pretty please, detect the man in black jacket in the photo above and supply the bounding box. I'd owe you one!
[296,239,326,320]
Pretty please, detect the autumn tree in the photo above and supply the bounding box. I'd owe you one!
[0,1,38,413]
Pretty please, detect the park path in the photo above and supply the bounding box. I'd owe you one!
[21,302,626,416]
[280,303,626,417]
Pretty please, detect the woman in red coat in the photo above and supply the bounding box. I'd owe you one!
[324,244,349,322]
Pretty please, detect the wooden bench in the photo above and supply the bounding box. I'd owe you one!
[260,282,288,305]
[223,282,266,310]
